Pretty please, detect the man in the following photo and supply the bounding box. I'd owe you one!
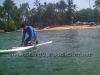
[20,23,38,46]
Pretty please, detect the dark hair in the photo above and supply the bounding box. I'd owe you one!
[21,23,26,28]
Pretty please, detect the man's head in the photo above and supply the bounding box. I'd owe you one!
[21,23,27,30]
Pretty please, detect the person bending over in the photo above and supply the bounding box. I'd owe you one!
[20,23,38,46]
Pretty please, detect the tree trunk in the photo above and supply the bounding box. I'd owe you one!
[8,12,9,27]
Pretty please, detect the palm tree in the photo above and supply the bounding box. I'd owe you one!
[44,2,47,10]
[88,0,91,23]
[94,0,100,10]
[93,9,99,25]
[29,8,36,25]
[94,0,100,25]
[33,0,42,27]
[66,0,73,24]
[59,0,67,25]
[45,3,55,26]
[71,4,78,24]
[33,0,40,7]
[55,2,58,12]
[72,4,78,11]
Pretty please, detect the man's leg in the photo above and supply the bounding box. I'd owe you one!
[32,36,38,45]
[24,37,30,46]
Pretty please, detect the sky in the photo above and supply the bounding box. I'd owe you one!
[0,0,95,10]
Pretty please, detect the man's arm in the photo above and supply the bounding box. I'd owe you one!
[20,31,26,46]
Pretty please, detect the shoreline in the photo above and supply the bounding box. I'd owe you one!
[35,25,100,31]
[0,30,4,33]
[0,25,100,33]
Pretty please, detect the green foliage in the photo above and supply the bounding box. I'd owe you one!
[94,0,100,9]
[20,2,30,24]
[0,21,5,30]
[3,0,15,27]
[1,0,22,31]
[0,21,16,31]
[0,0,100,32]
[0,21,16,32]
[7,25,16,32]
[75,8,100,22]
[3,0,15,12]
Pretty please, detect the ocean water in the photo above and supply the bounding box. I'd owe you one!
[0,28,100,75]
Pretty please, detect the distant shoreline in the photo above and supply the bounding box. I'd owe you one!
[0,25,99,33]
[35,25,100,31]
[0,30,4,33]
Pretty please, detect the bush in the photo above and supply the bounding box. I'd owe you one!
[3,21,17,32]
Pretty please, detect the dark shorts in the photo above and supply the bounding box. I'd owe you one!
[25,36,38,44]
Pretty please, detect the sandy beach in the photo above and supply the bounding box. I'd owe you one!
[13,25,100,32]
[35,25,100,31]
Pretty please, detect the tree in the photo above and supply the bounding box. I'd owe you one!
[10,6,23,28]
[20,2,30,24]
[94,0,100,24]
[0,6,6,29]
[46,3,55,26]
[3,0,15,27]
[33,0,43,27]
[66,0,73,24]
[1,0,82,31]
[93,9,99,25]
[72,4,78,11]
[94,0,100,9]
[0,6,7,21]
[59,0,67,25]
[75,8,94,22]
[70,4,78,24]
[28,8,36,25]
